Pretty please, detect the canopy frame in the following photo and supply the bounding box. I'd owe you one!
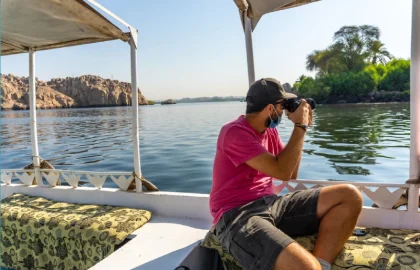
[244,14,256,86]
[408,0,420,211]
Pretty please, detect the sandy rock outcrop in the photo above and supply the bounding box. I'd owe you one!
[1,74,148,110]
[1,74,75,110]
[47,75,148,107]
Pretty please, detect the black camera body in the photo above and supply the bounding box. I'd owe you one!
[282,98,316,113]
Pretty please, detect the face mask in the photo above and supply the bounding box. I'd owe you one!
[268,105,281,128]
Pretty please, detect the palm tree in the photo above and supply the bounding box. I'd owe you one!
[367,40,393,65]
[333,27,368,72]
[334,25,380,46]
[359,25,380,44]
[306,45,347,74]
[306,50,322,72]
[333,26,360,43]
[297,75,307,82]
[305,25,393,74]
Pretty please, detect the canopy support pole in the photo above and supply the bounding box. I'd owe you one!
[244,13,256,86]
[29,49,42,186]
[408,0,420,213]
[129,36,142,192]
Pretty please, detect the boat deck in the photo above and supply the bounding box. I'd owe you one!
[91,216,211,270]
[1,182,420,269]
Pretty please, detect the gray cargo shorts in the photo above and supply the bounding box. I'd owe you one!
[214,188,321,270]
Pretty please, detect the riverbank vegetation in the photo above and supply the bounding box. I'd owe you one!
[293,25,410,103]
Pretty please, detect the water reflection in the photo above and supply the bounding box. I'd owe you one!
[1,107,142,171]
[308,103,410,176]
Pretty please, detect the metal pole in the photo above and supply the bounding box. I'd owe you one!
[244,12,256,86]
[129,38,142,192]
[29,49,42,186]
[408,0,420,212]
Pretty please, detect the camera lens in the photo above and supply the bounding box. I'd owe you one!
[306,98,316,110]
[283,98,316,113]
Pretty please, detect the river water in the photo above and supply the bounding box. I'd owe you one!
[0,102,410,194]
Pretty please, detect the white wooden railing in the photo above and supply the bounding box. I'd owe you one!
[1,169,135,191]
[273,179,410,210]
[272,179,420,230]
[1,168,417,211]
[1,168,420,229]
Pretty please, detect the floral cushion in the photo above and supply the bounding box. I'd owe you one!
[0,193,152,270]
[201,227,420,270]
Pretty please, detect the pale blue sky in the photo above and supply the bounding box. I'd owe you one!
[1,0,412,100]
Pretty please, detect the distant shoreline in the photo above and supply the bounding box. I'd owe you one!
[0,103,149,111]
[0,99,410,111]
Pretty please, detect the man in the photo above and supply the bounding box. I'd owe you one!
[209,78,363,270]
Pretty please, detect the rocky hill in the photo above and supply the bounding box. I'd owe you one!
[1,74,148,110]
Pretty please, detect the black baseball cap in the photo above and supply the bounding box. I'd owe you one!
[246,78,296,113]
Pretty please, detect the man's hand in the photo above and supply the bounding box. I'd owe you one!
[287,99,313,126]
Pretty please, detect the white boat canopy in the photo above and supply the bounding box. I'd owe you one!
[1,0,143,191]
[233,0,320,30]
[1,0,132,56]
[233,0,320,85]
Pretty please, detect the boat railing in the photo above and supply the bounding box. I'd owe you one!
[273,179,410,209]
[2,169,418,209]
[1,169,135,191]
[1,169,415,206]
[2,168,419,229]
[273,179,419,230]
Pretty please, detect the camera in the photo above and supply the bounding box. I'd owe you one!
[282,98,316,113]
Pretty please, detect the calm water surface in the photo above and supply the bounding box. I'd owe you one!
[0,102,410,194]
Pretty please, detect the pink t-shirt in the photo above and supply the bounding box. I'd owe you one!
[209,115,285,225]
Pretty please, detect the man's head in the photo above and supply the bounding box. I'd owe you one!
[246,78,297,128]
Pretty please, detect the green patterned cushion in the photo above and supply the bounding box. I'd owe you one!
[201,228,242,270]
[1,193,152,270]
[201,227,420,270]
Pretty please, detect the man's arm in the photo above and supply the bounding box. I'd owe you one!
[246,100,311,181]
[291,155,302,179]
[246,127,305,181]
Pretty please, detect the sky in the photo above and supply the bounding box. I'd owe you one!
[1,0,412,100]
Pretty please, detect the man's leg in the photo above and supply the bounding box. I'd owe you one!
[272,242,321,270]
[215,194,323,270]
[271,184,362,269]
[313,184,363,263]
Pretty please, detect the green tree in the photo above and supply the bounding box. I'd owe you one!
[326,71,376,96]
[292,75,306,92]
[306,45,348,75]
[295,25,409,101]
[364,65,382,87]
[294,75,330,100]
[378,59,410,91]
[332,26,368,72]
[367,40,393,65]
[306,25,392,74]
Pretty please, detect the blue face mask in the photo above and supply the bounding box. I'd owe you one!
[268,105,281,128]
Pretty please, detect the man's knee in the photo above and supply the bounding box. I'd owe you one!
[339,184,363,207]
[273,243,321,270]
[318,184,363,219]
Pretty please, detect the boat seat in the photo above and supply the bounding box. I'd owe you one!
[0,193,151,270]
[201,227,420,270]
